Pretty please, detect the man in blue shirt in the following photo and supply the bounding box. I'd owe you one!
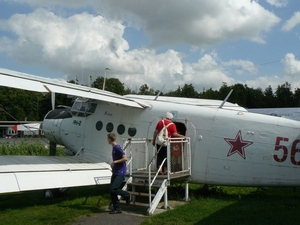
[107,133,131,214]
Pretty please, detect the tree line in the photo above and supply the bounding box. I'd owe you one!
[0,75,299,121]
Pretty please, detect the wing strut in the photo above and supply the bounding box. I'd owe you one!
[51,92,55,110]
[154,84,165,100]
[219,89,233,109]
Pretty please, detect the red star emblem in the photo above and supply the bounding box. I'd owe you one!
[224,130,253,159]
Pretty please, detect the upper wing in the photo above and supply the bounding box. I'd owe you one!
[248,107,300,121]
[0,155,111,194]
[126,95,247,111]
[0,67,148,109]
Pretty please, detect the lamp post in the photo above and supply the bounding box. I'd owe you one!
[103,68,110,90]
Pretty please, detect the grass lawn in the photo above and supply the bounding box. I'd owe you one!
[142,185,300,225]
[1,184,300,225]
[0,185,110,225]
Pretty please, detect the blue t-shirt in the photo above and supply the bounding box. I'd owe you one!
[112,144,127,175]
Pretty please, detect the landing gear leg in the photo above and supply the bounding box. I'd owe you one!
[49,141,57,156]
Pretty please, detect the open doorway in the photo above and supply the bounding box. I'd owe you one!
[174,122,186,136]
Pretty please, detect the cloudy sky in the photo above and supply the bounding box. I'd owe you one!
[0,0,300,93]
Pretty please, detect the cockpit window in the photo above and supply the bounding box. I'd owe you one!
[71,99,97,117]
[45,108,72,119]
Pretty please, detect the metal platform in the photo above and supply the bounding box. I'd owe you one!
[122,138,191,215]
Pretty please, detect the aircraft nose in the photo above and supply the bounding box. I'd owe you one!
[42,107,72,146]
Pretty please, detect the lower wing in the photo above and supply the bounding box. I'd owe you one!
[0,155,111,194]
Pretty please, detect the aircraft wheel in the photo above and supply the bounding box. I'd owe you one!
[44,188,67,198]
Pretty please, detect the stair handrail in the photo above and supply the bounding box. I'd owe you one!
[122,138,132,176]
[149,158,166,186]
[147,143,163,168]
[147,142,170,207]
[147,143,166,184]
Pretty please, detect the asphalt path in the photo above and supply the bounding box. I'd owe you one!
[72,204,147,225]
[72,211,145,225]
[71,201,187,225]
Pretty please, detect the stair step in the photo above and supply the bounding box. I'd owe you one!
[130,181,162,188]
[120,199,149,207]
[131,174,168,179]
[128,191,155,197]
[131,201,149,207]
[131,178,164,184]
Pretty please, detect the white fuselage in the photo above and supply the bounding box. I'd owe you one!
[43,97,300,186]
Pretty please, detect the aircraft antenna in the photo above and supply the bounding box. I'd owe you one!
[219,89,233,109]
[154,84,165,100]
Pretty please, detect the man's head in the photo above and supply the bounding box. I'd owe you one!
[166,112,173,120]
[107,133,116,144]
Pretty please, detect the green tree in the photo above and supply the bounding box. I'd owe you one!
[92,77,127,95]
[218,82,232,100]
[200,88,219,99]
[263,85,275,108]
[166,86,182,97]
[92,77,104,90]
[245,86,264,108]
[180,84,199,98]
[274,82,293,107]
[105,78,127,95]
[293,88,300,107]
[0,87,45,121]
[231,83,247,106]
[138,84,156,95]
[3,77,300,122]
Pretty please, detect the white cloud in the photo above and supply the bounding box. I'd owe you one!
[113,52,233,92]
[241,53,300,92]
[244,74,300,92]
[282,53,300,76]
[7,0,281,46]
[266,0,288,8]
[244,75,282,90]
[120,49,185,91]
[0,6,245,92]
[0,1,288,93]
[181,54,234,90]
[223,60,258,75]
[0,9,129,73]
[282,11,300,31]
[6,0,88,8]
[92,0,281,46]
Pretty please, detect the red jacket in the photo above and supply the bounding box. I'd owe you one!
[155,119,177,138]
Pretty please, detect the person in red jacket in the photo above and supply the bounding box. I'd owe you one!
[152,112,185,175]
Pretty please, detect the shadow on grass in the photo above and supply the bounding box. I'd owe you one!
[0,184,110,211]
[194,188,300,225]
[142,185,300,225]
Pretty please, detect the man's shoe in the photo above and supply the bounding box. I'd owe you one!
[109,209,122,214]
[125,197,132,205]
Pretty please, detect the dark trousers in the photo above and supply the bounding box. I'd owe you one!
[156,144,167,170]
[110,174,130,210]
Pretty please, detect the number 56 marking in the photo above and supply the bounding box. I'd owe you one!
[274,137,300,165]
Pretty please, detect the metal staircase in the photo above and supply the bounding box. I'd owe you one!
[122,137,191,215]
